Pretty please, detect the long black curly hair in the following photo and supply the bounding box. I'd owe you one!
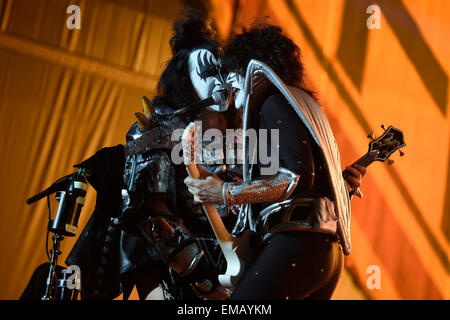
[153,9,221,109]
[223,22,308,89]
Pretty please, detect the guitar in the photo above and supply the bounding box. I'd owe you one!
[181,122,260,289]
[344,124,406,198]
[181,123,406,288]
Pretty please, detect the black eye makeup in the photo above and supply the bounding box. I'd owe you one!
[196,51,219,80]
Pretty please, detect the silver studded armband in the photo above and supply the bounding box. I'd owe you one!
[223,167,300,206]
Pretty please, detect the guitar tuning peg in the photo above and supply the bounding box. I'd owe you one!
[367,132,375,140]
[387,159,394,165]
[399,150,405,157]
[381,124,386,131]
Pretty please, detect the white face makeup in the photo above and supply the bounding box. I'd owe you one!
[188,49,228,112]
[226,72,245,109]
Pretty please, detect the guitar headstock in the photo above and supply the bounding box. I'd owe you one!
[368,125,406,162]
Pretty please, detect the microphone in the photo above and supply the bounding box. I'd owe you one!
[187,90,228,113]
[26,174,72,205]
[27,169,88,236]
[48,170,87,236]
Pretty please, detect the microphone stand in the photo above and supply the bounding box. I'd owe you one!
[27,168,87,300]
[42,234,64,300]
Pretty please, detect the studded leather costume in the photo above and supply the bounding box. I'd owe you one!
[66,101,238,300]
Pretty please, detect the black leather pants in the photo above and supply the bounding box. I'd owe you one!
[230,231,344,300]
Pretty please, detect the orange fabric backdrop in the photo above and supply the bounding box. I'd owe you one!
[0,0,448,300]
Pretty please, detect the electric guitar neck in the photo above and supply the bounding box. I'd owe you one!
[344,125,406,197]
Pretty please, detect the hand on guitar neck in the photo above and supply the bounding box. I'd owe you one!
[343,164,367,198]
[343,125,406,199]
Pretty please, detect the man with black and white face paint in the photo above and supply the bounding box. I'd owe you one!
[123,11,237,300]
[188,49,229,112]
